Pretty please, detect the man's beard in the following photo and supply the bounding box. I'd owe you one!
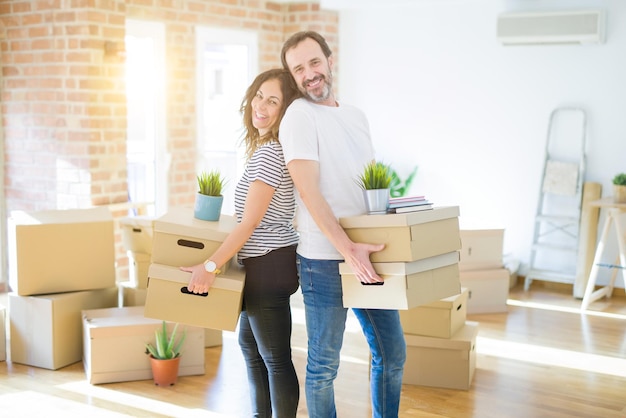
[301,72,333,103]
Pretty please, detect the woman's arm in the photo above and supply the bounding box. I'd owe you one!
[181,180,275,294]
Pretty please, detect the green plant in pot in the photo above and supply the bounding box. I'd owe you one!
[145,321,186,386]
[356,161,392,215]
[194,169,226,221]
[612,172,626,203]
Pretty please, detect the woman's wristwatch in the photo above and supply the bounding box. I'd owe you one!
[203,259,221,275]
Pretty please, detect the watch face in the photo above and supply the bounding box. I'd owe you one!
[204,260,217,273]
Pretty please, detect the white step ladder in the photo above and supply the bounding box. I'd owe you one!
[524,108,587,290]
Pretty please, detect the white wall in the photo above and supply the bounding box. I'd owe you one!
[330,0,626,286]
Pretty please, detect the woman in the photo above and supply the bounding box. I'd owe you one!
[181,68,301,417]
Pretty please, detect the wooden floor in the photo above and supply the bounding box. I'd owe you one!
[1,281,625,418]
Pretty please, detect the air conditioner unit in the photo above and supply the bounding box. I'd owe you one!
[496,10,605,45]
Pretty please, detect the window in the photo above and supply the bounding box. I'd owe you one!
[195,27,258,215]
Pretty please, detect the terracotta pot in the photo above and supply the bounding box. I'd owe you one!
[614,184,626,204]
[149,356,181,386]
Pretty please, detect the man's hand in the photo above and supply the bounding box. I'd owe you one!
[180,264,215,294]
[344,242,385,284]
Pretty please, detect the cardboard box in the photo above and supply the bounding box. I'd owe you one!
[119,216,155,254]
[0,304,6,362]
[9,288,118,370]
[8,207,116,296]
[118,281,148,307]
[339,252,461,310]
[204,329,223,348]
[459,229,504,271]
[460,268,510,314]
[82,306,205,384]
[151,207,237,271]
[339,206,461,263]
[403,321,478,390]
[116,283,221,347]
[400,287,469,338]
[128,252,151,289]
[144,262,245,331]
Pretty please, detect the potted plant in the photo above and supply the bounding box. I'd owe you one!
[613,172,626,203]
[356,161,392,214]
[145,321,186,386]
[194,169,226,221]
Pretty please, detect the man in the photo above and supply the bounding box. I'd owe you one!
[279,31,406,418]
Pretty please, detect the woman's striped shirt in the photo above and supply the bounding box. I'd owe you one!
[234,141,298,259]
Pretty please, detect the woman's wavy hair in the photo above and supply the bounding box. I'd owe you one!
[239,68,299,160]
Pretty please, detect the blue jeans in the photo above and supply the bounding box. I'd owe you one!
[239,245,300,418]
[297,255,406,418]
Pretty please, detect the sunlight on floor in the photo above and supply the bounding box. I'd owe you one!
[507,298,626,320]
[57,381,231,417]
[0,391,133,417]
[477,336,626,378]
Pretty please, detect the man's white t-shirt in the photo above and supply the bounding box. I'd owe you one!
[280,97,375,260]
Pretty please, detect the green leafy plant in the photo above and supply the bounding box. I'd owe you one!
[356,161,392,190]
[612,173,626,186]
[390,166,418,198]
[197,170,225,197]
[145,321,186,360]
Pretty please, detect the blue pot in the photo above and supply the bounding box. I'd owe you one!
[194,193,223,221]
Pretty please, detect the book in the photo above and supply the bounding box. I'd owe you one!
[389,195,425,203]
[388,199,430,209]
[389,203,433,214]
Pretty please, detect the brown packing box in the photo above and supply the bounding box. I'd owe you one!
[403,321,479,390]
[400,287,469,338]
[8,207,116,296]
[118,281,221,348]
[82,306,205,384]
[203,328,223,348]
[144,262,245,331]
[460,268,510,314]
[459,229,505,271]
[9,288,118,370]
[339,251,461,310]
[0,304,6,362]
[339,206,461,263]
[119,215,155,254]
[151,207,237,272]
[128,252,151,289]
[118,281,148,307]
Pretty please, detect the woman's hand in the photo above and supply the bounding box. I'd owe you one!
[180,264,216,294]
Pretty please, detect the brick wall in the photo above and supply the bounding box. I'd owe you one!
[1,0,128,211]
[0,1,338,282]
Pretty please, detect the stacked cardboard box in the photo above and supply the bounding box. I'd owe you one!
[0,304,6,362]
[120,212,223,347]
[82,306,205,384]
[338,206,462,310]
[7,207,119,370]
[144,207,245,332]
[400,288,477,390]
[459,229,509,314]
[119,215,154,298]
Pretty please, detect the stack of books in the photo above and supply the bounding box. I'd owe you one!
[387,195,433,214]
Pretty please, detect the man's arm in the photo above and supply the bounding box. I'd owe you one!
[287,159,384,283]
